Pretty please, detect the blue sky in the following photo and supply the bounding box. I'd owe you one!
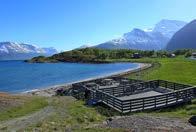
[0,0,196,51]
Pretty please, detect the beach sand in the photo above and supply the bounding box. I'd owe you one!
[22,63,151,97]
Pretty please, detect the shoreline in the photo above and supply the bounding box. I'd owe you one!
[21,63,152,97]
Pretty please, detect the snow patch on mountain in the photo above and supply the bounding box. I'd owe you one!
[0,42,58,60]
[153,19,187,38]
[94,19,187,50]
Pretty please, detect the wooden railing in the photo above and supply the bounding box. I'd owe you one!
[92,80,196,113]
[96,86,196,113]
[98,80,191,97]
[158,80,192,90]
[73,79,195,113]
[120,87,195,113]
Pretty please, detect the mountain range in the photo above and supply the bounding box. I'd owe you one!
[1,19,195,60]
[0,42,58,60]
[93,19,187,50]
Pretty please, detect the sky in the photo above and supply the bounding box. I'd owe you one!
[0,0,196,51]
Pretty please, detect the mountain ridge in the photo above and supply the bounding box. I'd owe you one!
[89,19,187,50]
[166,19,196,50]
[0,42,58,60]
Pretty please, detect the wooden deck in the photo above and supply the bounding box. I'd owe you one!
[118,90,163,100]
[72,78,196,113]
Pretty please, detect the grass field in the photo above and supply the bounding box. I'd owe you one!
[108,56,196,85]
[0,95,48,121]
[25,97,107,131]
[128,57,196,85]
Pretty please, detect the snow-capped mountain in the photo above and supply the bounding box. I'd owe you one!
[94,19,187,50]
[153,19,187,38]
[0,42,58,60]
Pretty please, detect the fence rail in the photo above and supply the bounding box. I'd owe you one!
[98,86,196,113]
[72,79,196,113]
[92,80,196,113]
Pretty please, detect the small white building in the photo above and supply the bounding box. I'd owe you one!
[171,54,176,58]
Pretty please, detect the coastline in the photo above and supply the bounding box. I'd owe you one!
[21,63,152,97]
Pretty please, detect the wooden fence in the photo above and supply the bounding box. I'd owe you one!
[90,80,196,113]
[98,80,192,97]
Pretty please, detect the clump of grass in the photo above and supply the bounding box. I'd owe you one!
[0,96,48,121]
[65,100,105,126]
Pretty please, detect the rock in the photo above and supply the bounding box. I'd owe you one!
[108,118,113,122]
[189,116,196,126]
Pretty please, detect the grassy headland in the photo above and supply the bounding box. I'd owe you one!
[26,48,195,63]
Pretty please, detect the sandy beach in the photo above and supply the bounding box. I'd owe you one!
[22,63,152,97]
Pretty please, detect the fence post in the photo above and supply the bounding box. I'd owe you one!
[143,99,145,110]
[106,95,108,104]
[166,94,168,106]
[130,100,132,112]
[113,97,115,107]
[123,85,125,94]
[176,92,179,102]
[154,97,157,108]
[121,101,123,113]
[194,88,196,97]
[165,81,167,88]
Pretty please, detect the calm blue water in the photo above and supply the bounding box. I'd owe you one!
[0,61,139,93]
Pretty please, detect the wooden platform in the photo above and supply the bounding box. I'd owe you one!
[72,78,196,113]
[118,90,163,100]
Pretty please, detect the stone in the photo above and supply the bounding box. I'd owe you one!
[188,116,196,126]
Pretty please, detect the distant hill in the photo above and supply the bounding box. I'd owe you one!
[0,42,58,60]
[166,20,196,50]
[93,19,187,50]
[27,48,159,63]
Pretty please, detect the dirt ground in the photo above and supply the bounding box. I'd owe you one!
[0,93,25,112]
[99,115,196,132]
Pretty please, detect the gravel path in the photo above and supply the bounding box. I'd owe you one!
[0,106,54,131]
[100,115,196,132]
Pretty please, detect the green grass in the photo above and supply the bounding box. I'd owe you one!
[127,57,196,85]
[26,97,106,131]
[0,96,48,121]
[65,100,105,126]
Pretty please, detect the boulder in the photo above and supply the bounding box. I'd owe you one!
[188,116,196,126]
